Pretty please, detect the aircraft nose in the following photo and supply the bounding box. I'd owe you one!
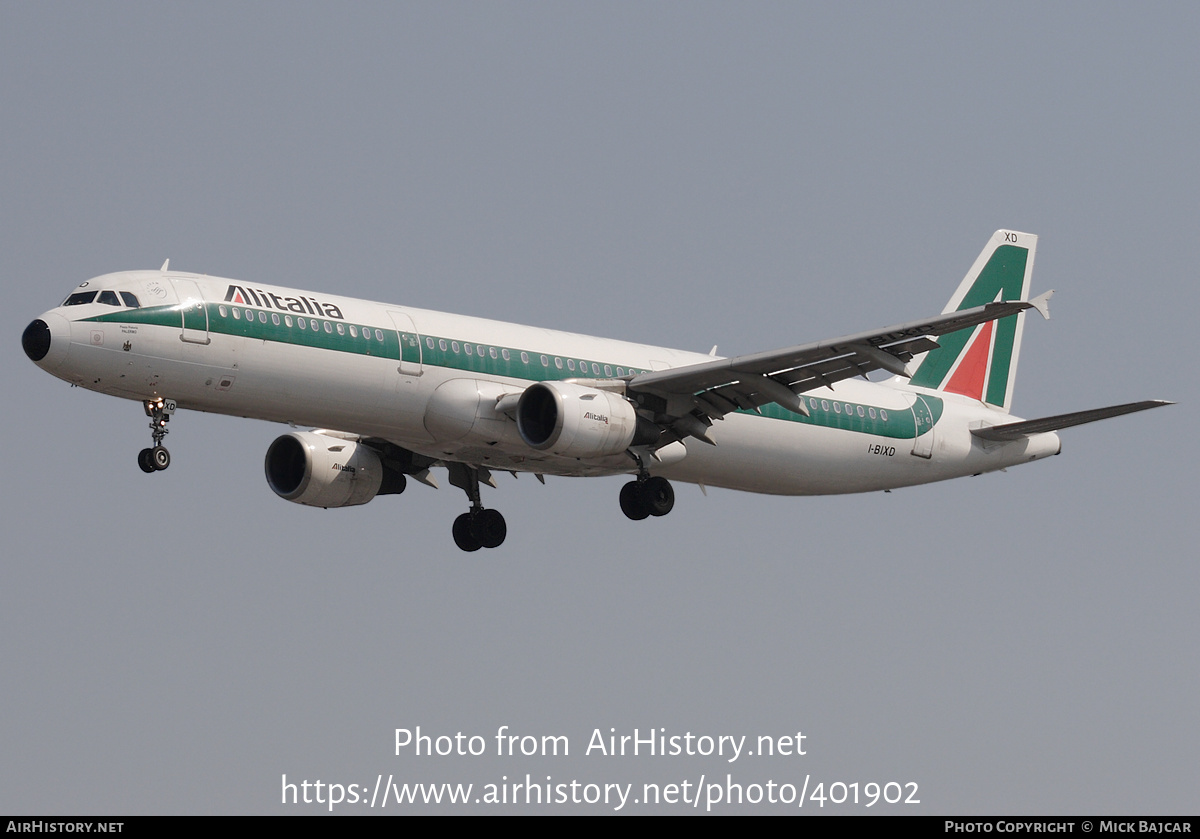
[22,319,51,361]
[22,311,71,371]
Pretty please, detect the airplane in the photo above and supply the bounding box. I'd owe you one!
[22,230,1168,551]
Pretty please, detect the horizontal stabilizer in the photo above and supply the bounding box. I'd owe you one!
[971,400,1172,441]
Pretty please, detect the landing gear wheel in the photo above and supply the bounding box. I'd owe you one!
[452,513,482,552]
[151,446,171,471]
[472,508,507,549]
[139,398,176,474]
[620,481,650,520]
[641,476,674,517]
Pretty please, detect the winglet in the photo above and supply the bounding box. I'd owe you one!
[1030,289,1053,320]
[160,259,170,273]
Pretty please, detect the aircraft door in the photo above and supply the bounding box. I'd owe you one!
[173,279,210,345]
[387,310,423,377]
[910,395,935,458]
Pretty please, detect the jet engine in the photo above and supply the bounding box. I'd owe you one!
[264,431,405,508]
[516,381,656,458]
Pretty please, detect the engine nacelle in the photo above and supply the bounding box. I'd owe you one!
[265,432,403,508]
[516,381,643,458]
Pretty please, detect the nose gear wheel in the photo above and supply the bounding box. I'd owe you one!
[138,398,175,472]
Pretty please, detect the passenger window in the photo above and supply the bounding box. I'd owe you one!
[286,315,294,327]
[881,410,888,421]
[439,339,447,351]
[452,342,460,353]
[119,292,141,308]
[520,352,529,363]
[298,318,306,329]
[541,355,549,366]
[336,323,345,335]
[258,312,267,323]
[375,330,383,341]
[219,305,228,317]
[465,344,473,356]
[323,322,332,333]
[233,308,241,320]
[555,357,563,369]
[489,347,498,359]
[272,313,281,325]
[857,406,864,417]
[604,365,612,376]
[592,363,600,375]
[567,359,575,371]
[502,348,511,361]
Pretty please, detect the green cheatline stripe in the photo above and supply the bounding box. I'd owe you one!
[909,244,1028,407]
[85,302,942,440]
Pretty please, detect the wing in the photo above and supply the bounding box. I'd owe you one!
[627,293,1051,445]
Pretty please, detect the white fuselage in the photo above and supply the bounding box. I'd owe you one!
[28,269,1062,495]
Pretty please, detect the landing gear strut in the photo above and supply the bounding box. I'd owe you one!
[447,463,507,552]
[138,398,175,473]
[619,453,675,520]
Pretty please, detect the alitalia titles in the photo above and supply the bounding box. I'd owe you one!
[225,285,344,320]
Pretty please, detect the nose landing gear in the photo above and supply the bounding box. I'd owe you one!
[138,398,175,473]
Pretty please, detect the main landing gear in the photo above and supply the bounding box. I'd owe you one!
[619,476,675,520]
[619,452,675,520]
[137,398,175,473]
[447,463,507,552]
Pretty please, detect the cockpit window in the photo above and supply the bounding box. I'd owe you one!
[119,292,141,308]
[63,291,97,306]
[97,290,120,306]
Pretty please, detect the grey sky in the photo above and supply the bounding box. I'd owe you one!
[2,2,1194,814]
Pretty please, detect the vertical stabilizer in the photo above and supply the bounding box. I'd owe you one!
[909,230,1037,413]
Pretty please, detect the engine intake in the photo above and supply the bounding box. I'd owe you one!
[516,381,651,458]
[265,432,404,508]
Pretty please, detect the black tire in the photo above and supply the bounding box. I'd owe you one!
[641,476,675,517]
[620,481,650,520]
[137,448,156,473]
[151,446,171,471]
[452,513,482,552]
[472,508,507,549]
